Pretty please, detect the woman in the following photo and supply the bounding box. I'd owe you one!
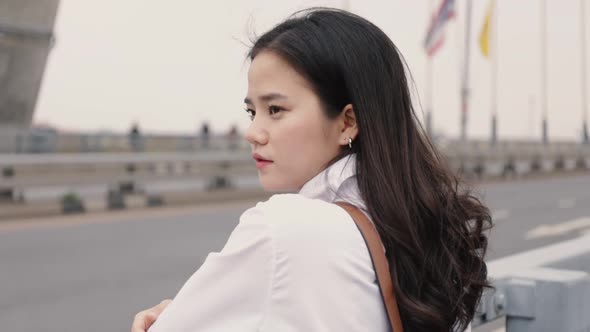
[132,8,491,332]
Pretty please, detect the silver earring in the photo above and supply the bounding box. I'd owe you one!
[348,137,353,149]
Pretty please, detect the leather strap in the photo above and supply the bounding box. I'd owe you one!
[334,202,404,332]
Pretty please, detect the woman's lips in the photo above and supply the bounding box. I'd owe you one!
[255,160,273,169]
[252,153,273,169]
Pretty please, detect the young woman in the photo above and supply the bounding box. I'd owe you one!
[132,8,491,332]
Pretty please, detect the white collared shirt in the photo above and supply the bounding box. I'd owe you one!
[148,154,470,332]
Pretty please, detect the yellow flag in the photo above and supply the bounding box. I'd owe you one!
[479,0,494,58]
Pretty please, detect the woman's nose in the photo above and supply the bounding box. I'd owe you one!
[244,120,269,146]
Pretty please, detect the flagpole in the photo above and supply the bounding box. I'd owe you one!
[490,0,498,146]
[426,0,434,138]
[581,0,588,144]
[529,95,536,137]
[460,0,473,142]
[541,0,549,145]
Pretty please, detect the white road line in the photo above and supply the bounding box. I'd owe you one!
[492,209,510,221]
[525,217,590,239]
[492,328,505,332]
[558,198,576,209]
[488,233,590,279]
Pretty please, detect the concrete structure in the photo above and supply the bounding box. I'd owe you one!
[0,0,61,127]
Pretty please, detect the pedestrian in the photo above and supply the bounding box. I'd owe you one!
[132,8,491,332]
[200,121,210,149]
[128,122,143,152]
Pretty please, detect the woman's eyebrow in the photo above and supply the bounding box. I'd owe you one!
[244,93,288,104]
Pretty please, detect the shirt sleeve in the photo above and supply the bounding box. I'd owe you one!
[147,204,274,332]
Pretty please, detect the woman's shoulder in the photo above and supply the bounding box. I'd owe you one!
[246,193,351,225]
[241,193,363,251]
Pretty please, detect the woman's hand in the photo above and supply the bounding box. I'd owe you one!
[131,299,172,332]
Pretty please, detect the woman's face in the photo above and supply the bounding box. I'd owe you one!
[244,51,344,192]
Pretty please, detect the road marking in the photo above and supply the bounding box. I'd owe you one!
[493,328,505,332]
[525,217,590,239]
[558,198,576,209]
[493,209,510,221]
[488,233,590,279]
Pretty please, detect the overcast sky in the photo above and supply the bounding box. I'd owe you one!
[34,0,589,140]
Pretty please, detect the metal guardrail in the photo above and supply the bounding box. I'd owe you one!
[441,140,590,178]
[474,234,590,331]
[0,151,256,202]
[0,136,589,205]
[0,129,589,207]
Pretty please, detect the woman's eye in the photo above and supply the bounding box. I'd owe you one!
[269,105,283,115]
[245,108,255,120]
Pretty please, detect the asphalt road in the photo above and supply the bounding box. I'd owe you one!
[1,174,590,332]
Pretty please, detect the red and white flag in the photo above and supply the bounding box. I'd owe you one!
[423,0,456,57]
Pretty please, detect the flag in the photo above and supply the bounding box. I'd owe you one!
[479,0,495,58]
[423,0,456,57]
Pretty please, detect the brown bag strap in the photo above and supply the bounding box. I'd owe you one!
[334,202,404,332]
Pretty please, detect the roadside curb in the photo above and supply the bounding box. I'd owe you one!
[0,189,271,222]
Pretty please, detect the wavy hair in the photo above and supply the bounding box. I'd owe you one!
[249,8,492,332]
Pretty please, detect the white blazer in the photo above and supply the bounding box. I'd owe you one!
[148,154,471,332]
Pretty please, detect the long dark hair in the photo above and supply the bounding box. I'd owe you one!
[249,8,492,332]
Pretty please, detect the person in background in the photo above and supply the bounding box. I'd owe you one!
[132,8,491,332]
[200,121,210,149]
[128,122,143,152]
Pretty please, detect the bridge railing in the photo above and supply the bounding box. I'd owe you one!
[1,130,589,208]
[473,234,590,331]
[441,140,590,178]
[2,127,589,155]
[0,127,250,153]
[0,151,256,199]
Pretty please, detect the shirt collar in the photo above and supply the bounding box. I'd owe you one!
[299,154,363,206]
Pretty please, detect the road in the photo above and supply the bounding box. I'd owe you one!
[1,174,590,331]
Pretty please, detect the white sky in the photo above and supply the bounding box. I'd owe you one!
[34,0,590,140]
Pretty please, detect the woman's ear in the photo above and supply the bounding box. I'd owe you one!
[340,104,359,141]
